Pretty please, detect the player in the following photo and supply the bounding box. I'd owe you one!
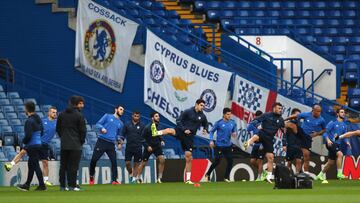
[204,108,237,182]
[336,130,360,140]
[316,108,348,183]
[89,105,124,185]
[138,112,175,183]
[243,102,285,183]
[5,106,58,187]
[176,99,209,184]
[285,104,326,174]
[119,111,145,183]
[282,108,303,174]
[247,110,267,181]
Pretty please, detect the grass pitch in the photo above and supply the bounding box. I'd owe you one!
[0,180,359,203]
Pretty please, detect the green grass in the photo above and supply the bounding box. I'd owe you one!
[0,180,359,203]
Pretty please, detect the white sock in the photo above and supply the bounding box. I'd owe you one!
[186,172,191,181]
[304,171,309,174]
[158,173,163,179]
[337,169,342,174]
[44,176,49,181]
[267,172,273,179]
[11,161,15,166]
[257,174,262,179]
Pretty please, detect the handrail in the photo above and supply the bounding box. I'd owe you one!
[307,69,332,91]
[273,58,304,90]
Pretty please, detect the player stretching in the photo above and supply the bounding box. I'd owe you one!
[247,110,267,181]
[243,102,285,183]
[336,130,360,140]
[205,108,237,182]
[89,105,124,185]
[176,99,209,184]
[283,108,303,174]
[138,112,175,183]
[316,108,349,183]
[285,104,326,174]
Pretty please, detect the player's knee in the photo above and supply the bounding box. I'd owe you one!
[158,157,165,164]
[337,151,343,157]
[250,159,256,165]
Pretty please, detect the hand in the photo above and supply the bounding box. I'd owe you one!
[164,128,176,135]
[209,141,215,148]
[347,142,351,149]
[161,141,165,146]
[231,132,237,139]
[184,129,191,135]
[202,129,208,135]
[310,132,318,138]
[101,128,107,134]
[147,146,153,152]
[327,140,333,147]
[282,146,287,152]
[117,144,122,150]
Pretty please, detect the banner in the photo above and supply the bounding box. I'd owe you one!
[75,0,138,92]
[0,160,156,186]
[144,30,232,130]
[231,75,312,155]
[162,156,359,182]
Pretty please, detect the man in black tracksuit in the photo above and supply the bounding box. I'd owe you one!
[56,95,86,191]
[120,111,145,183]
[176,99,209,184]
[244,102,285,183]
[17,101,46,191]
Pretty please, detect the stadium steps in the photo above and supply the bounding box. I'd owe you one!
[158,0,222,48]
[336,84,348,106]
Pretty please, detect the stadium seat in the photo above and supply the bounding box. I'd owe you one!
[9,118,21,126]
[237,10,249,17]
[221,10,235,18]
[18,112,27,119]
[11,98,23,105]
[194,1,206,11]
[153,10,166,18]
[331,46,346,54]
[311,19,325,26]
[206,1,221,9]
[296,10,310,18]
[344,72,358,82]
[332,37,348,45]
[267,10,280,17]
[0,119,9,126]
[151,2,164,10]
[316,37,332,45]
[13,125,24,134]
[221,1,237,9]
[7,92,20,99]
[326,10,341,17]
[297,1,311,9]
[0,112,4,119]
[140,1,152,9]
[0,152,7,161]
[348,88,360,98]
[268,1,280,9]
[348,46,360,53]
[343,1,358,8]
[2,132,16,146]
[1,126,13,133]
[24,98,37,104]
[341,28,354,35]
[349,98,360,109]
[207,10,220,20]
[238,1,251,8]
[0,92,6,98]
[342,10,356,17]
[335,54,345,63]
[281,10,295,18]
[282,1,296,9]
[0,99,10,105]
[2,105,15,112]
[327,1,341,8]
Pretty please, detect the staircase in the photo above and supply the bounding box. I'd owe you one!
[157,0,222,48]
[336,84,348,106]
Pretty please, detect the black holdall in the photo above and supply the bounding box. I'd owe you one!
[294,172,313,189]
[274,164,296,189]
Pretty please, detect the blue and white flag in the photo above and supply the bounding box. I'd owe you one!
[144,30,232,130]
[75,0,138,92]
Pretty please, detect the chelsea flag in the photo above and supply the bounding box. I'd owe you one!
[75,0,138,92]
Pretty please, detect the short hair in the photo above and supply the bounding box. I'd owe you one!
[312,104,321,109]
[115,105,124,110]
[132,110,140,115]
[49,106,57,111]
[195,98,205,105]
[69,95,85,106]
[272,102,283,109]
[150,111,159,118]
[255,110,263,117]
[336,107,345,114]
[291,108,301,115]
[223,107,231,114]
[25,101,35,113]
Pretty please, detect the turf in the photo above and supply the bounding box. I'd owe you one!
[0,180,359,203]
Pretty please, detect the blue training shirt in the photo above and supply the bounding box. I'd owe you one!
[41,118,57,144]
[323,120,347,144]
[96,114,124,144]
[247,120,262,148]
[297,112,326,136]
[209,119,237,147]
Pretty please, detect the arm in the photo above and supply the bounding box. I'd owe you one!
[119,124,127,143]
[78,115,87,145]
[209,121,218,141]
[313,120,326,138]
[231,121,237,138]
[202,115,209,133]
[56,114,62,137]
[23,119,33,145]
[141,126,150,149]
[284,114,298,121]
[176,110,188,133]
[95,114,107,133]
